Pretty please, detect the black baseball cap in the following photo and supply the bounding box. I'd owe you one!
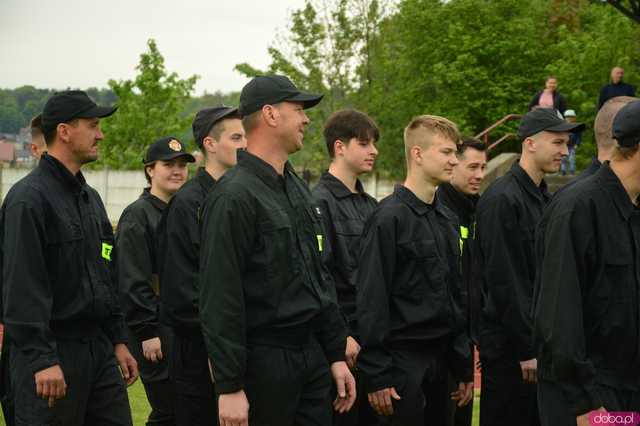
[612,100,640,147]
[42,90,117,133]
[143,136,196,165]
[239,75,323,117]
[518,108,585,140]
[192,106,239,148]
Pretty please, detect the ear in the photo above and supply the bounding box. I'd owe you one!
[523,137,536,153]
[145,164,155,179]
[202,136,217,155]
[262,105,278,128]
[411,145,422,164]
[57,123,72,143]
[334,139,346,157]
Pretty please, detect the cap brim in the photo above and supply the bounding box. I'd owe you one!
[285,92,323,109]
[145,152,196,165]
[76,105,118,119]
[545,121,585,134]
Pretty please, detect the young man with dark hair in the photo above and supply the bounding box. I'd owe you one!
[199,75,356,426]
[312,109,379,426]
[535,100,640,426]
[1,90,138,425]
[158,106,245,426]
[116,137,194,426]
[476,108,584,426]
[357,115,474,426]
[434,137,487,426]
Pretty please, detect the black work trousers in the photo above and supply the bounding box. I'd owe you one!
[425,370,473,426]
[374,346,449,426]
[10,331,132,426]
[332,369,381,426]
[479,354,539,426]
[243,337,332,426]
[538,378,640,426]
[0,344,15,426]
[127,327,175,426]
[170,331,217,426]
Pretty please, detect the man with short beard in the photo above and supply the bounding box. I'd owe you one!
[199,75,356,426]
[116,137,195,426]
[312,109,380,426]
[476,108,584,426]
[158,106,245,426]
[434,137,487,426]
[535,100,640,426]
[1,90,138,425]
[357,115,474,426]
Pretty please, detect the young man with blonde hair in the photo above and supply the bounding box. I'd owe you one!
[357,115,473,425]
[476,108,584,426]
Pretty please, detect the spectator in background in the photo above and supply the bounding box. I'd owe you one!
[529,76,567,115]
[560,110,581,176]
[30,114,47,160]
[598,67,635,109]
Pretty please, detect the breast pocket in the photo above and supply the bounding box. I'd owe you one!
[398,239,446,301]
[258,212,294,281]
[334,219,364,269]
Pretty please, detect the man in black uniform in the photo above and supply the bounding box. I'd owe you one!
[534,100,640,426]
[476,108,584,426]
[434,137,487,426]
[199,75,356,426]
[117,137,195,425]
[312,109,380,426]
[357,115,474,426]
[158,106,245,426]
[1,90,138,425]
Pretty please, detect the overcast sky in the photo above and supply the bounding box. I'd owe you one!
[1,0,303,95]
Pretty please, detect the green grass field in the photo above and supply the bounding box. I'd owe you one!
[0,383,480,425]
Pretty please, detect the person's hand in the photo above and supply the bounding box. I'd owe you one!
[519,358,537,383]
[451,381,474,407]
[368,387,401,416]
[331,361,357,413]
[576,407,606,426]
[142,337,163,363]
[114,343,138,386]
[345,336,361,369]
[218,390,249,426]
[34,365,66,408]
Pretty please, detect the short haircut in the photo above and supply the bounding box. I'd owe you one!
[457,137,486,158]
[208,112,241,142]
[31,115,43,139]
[613,143,639,161]
[595,96,638,152]
[241,110,261,135]
[323,109,380,158]
[43,118,79,146]
[403,115,460,166]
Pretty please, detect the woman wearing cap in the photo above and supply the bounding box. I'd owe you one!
[116,136,195,426]
[561,110,582,176]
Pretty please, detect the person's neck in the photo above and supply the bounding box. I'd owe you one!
[47,148,81,176]
[597,148,613,163]
[204,159,228,181]
[519,155,545,186]
[403,171,438,205]
[328,162,360,193]
[149,186,172,203]
[247,133,288,175]
[611,159,640,205]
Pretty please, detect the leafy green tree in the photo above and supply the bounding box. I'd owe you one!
[99,39,198,169]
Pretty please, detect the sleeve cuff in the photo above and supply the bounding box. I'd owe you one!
[365,372,394,393]
[134,325,160,342]
[324,345,346,364]
[215,380,244,395]
[29,352,60,374]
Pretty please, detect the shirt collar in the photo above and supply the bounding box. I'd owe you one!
[318,171,366,199]
[511,162,550,202]
[394,184,450,218]
[141,187,167,211]
[237,150,295,191]
[596,162,637,221]
[39,153,87,193]
[437,182,478,217]
[194,167,217,191]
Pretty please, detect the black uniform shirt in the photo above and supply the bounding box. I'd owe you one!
[199,150,346,395]
[312,171,378,335]
[356,185,471,392]
[1,154,127,373]
[476,162,550,362]
[116,189,166,341]
[598,82,636,109]
[534,163,640,415]
[436,182,480,344]
[158,167,215,333]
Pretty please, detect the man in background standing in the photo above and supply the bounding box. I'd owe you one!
[598,67,635,109]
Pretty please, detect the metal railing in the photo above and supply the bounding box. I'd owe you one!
[474,114,522,152]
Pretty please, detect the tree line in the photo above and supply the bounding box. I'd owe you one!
[1,0,638,176]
